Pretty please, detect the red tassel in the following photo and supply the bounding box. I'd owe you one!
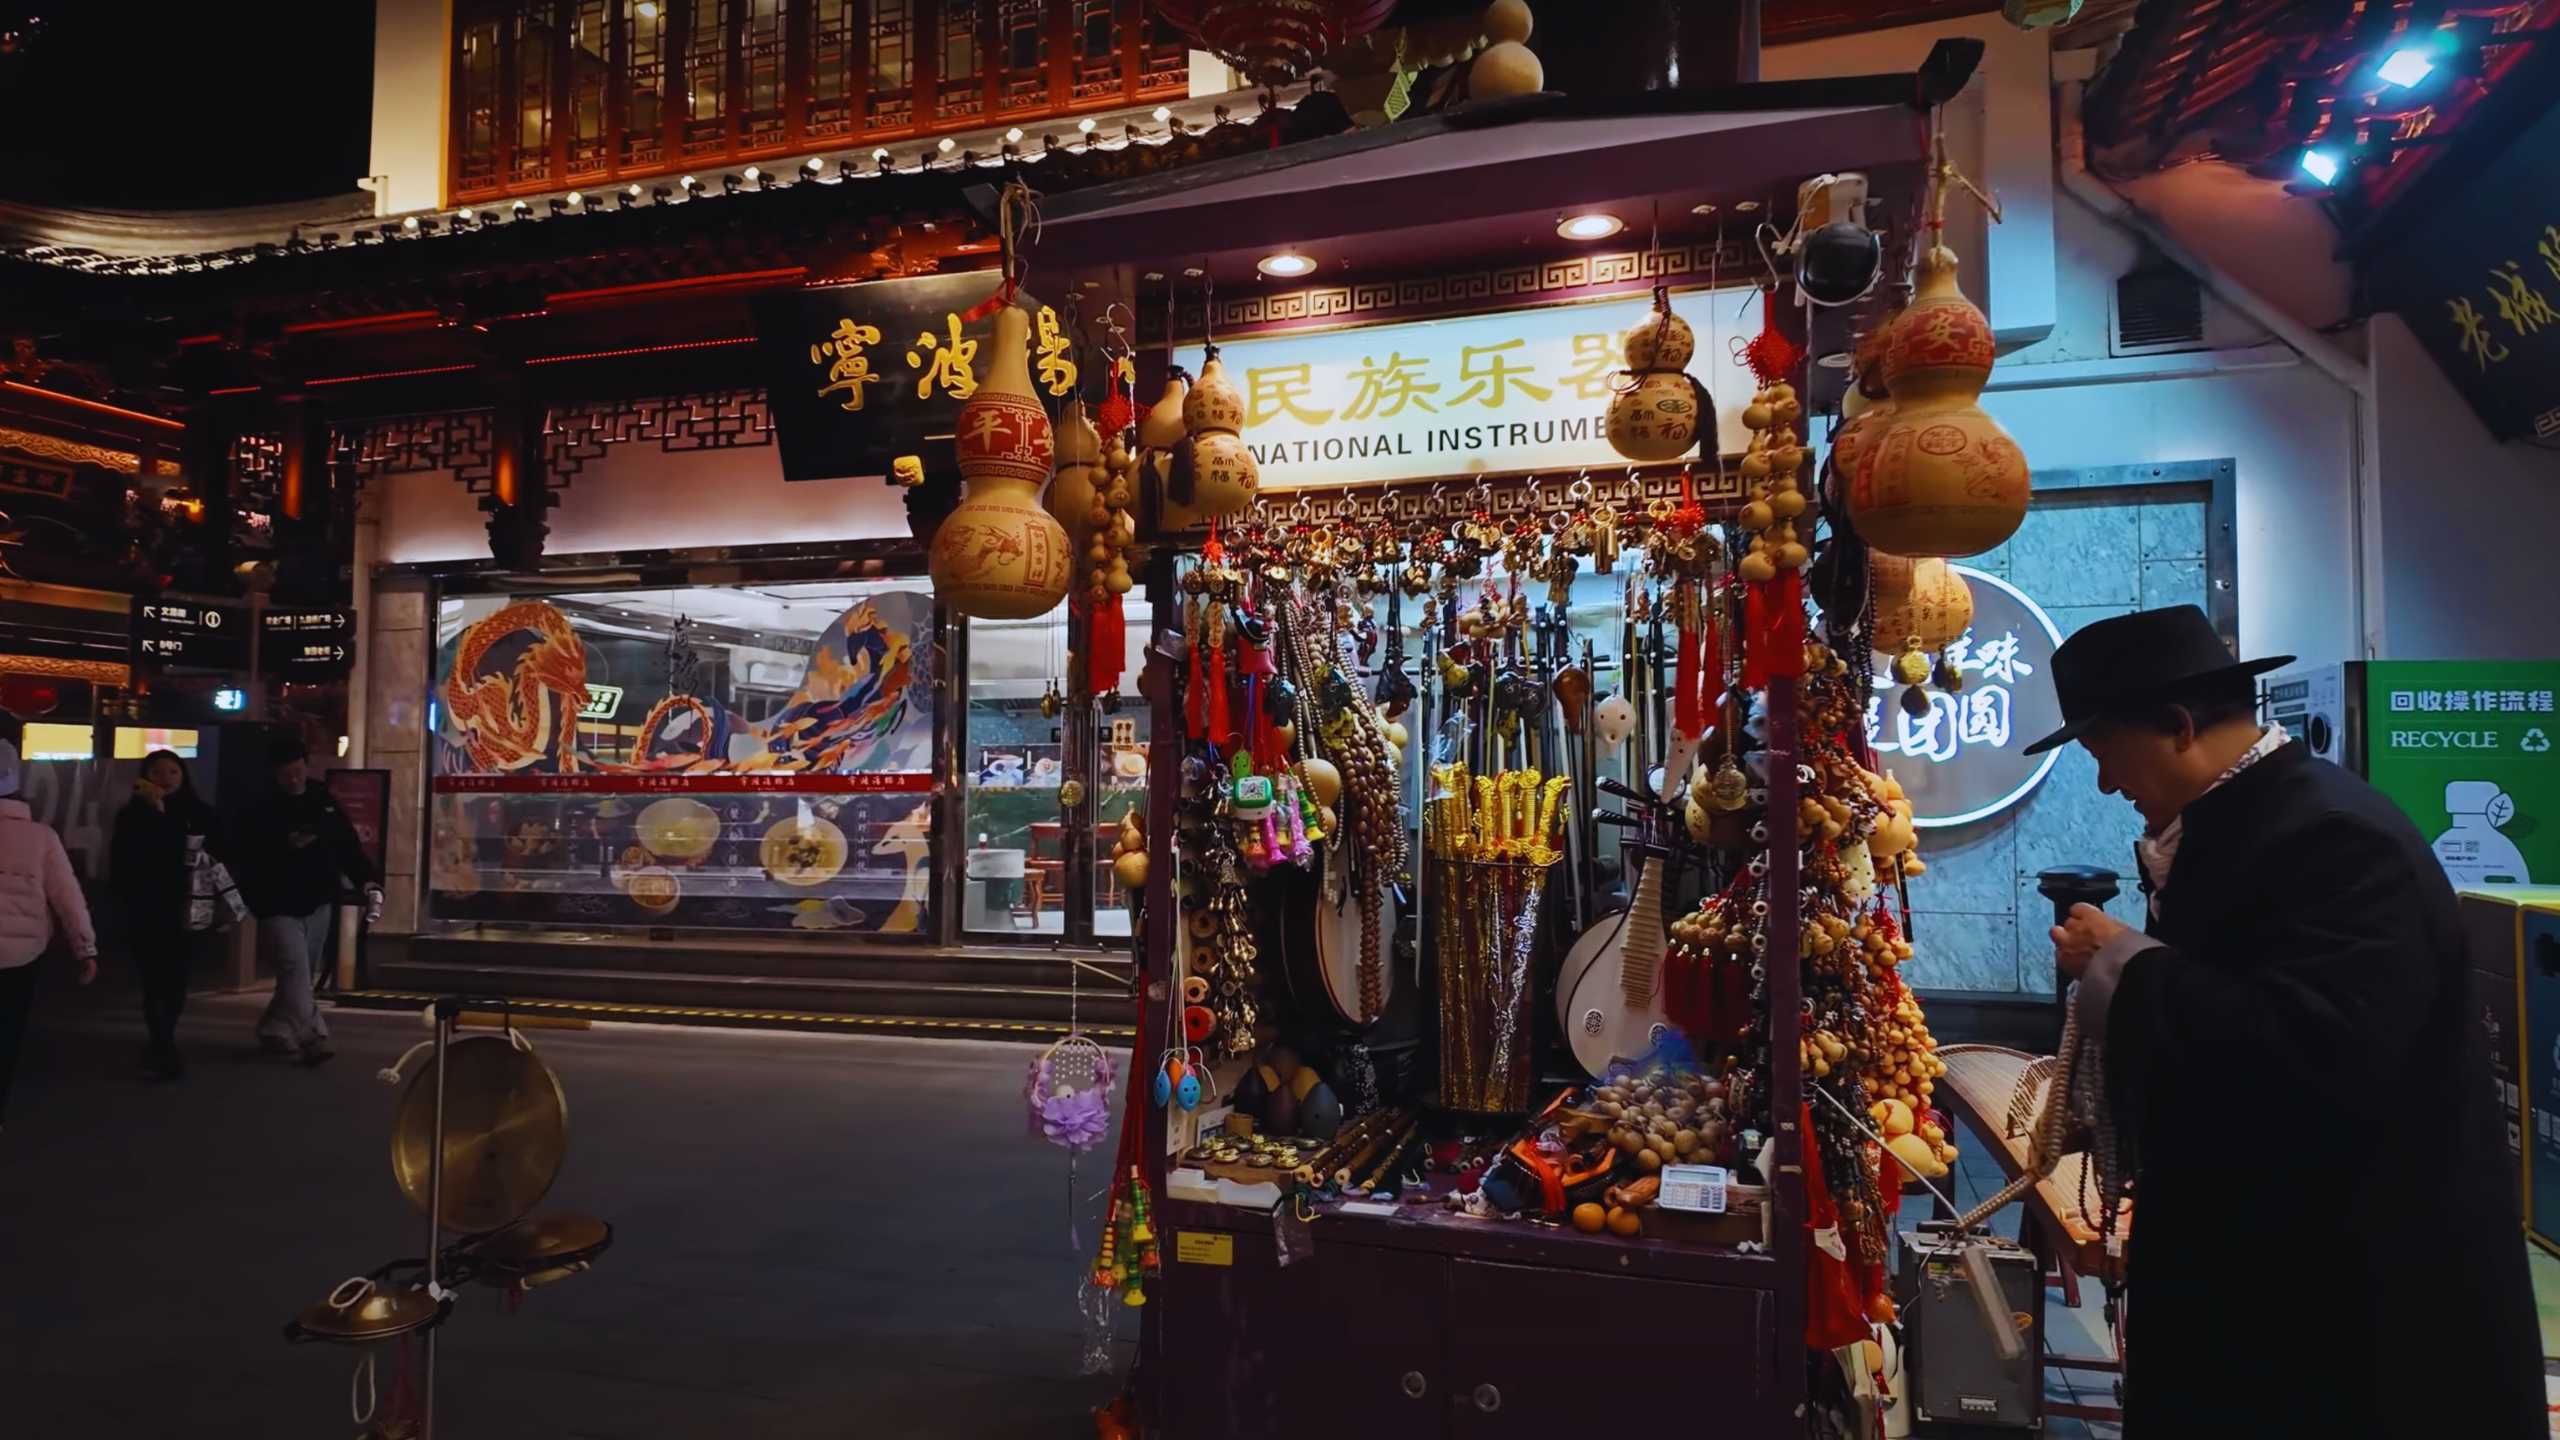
[1800,1102,1873,1351]
[1206,636,1234,751]
[1185,614,1208,741]
[1088,593,1126,696]
[1675,606,1703,739]
[1741,571,1809,690]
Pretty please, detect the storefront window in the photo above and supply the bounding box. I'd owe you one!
[960,598,1151,940]
[427,579,938,939]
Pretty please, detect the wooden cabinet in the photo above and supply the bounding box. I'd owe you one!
[1150,1204,1788,1438]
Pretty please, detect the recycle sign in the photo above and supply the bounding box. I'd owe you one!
[2526,728,2552,755]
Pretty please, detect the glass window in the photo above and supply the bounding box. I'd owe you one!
[21,721,93,762]
[959,596,1152,941]
[426,579,937,940]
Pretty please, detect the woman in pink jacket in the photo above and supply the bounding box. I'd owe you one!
[0,738,100,1126]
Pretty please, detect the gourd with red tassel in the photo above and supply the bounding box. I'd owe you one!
[930,306,1071,619]
[1849,243,2028,557]
[1605,287,1705,463]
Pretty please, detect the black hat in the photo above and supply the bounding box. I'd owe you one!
[2020,605,2292,756]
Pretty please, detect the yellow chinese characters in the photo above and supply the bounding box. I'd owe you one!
[1557,333,1618,401]
[905,312,980,400]
[809,318,884,411]
[1447,338,1552,409]
[1342,352,1440,420]
[1245,362,1334,427]
[1034,305,1078,398]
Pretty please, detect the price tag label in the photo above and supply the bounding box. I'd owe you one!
[1658,1164,1730,1214]
[1174,1230,1234,1267]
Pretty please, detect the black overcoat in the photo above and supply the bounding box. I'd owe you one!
[2105,741,2542,1434]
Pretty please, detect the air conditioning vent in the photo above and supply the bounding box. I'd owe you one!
[2111,265,2206,356]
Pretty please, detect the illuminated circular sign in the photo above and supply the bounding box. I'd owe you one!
[1866,566,2066,829]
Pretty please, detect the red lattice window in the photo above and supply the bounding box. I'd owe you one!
[807,0,859,138]
[448,0,1177,204]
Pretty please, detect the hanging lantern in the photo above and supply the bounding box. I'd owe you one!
[1848,244,2029,558]
[930,307,1070,619]
[1154,0,1399,87]
[1605,289,1705,464]
[1184,353,1260,519]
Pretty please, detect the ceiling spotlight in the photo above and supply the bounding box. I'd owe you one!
[1153,106,1173,123]
[937,137,956,154]
[549,196,573,215]
[510,199,531,218]
[1691,202,1717,216]
[456,207,478,225]
[1257,251,1317,278]
[2377,42,2438,88]
[651,185,673,203]
[1557,212,1625,241]
[804,156,826,175]
[636,0,658,16]
[679,174,701,192]
[401,215,421,232]
[621,182,643,207]
[873,147,891,161]
[1004,127,1024,144]
[722,172,743,194]
[2296,146,2344,186]
[1077,117,1097,135]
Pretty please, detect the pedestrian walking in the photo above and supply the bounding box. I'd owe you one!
[110,748,223,1080]
[0,738,100,1127]
[2033,607,2540,1435]
[230,738,379,1066]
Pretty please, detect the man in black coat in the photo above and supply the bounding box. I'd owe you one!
[2033,607,2541,1435]
[230,737,379,1066]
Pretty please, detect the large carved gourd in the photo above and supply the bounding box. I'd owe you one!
[1848,246,2027,557]
[1142,372,1195,530]
[1604,291,1705,463]
[1825,321,1896,498]
[1184,354,1260,519]
[929,306,1070,619]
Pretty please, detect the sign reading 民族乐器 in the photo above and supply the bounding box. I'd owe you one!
[1206,286,1768,490]
[2363,661,2560,888]
[1866,568,2066,829]
[751,274,1074,483]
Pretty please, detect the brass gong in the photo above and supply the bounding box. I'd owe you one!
[288,1282,448,1344]
[390,1033,569,1235]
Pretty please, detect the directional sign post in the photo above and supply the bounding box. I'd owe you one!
[259,608,357,680]
[133,599,251,670]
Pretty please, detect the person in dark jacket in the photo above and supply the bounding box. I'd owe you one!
[231,738,378,1066]
[110,749,219,1079]
[2035,607,2540,1436]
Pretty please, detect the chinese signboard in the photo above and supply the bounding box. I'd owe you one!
[1865,568,2065,828]
[2363,660,2560,888]
[1207,286,1770,490]
[133,598,249,670]
[751,274,1070,482]
[2366,101,2560,442]
[259,607,356,679]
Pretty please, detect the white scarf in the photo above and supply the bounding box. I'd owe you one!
[2135,723,2289,920]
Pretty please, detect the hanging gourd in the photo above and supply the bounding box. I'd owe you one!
[1470,0,1543,98]
[1142,367,1193,529]
[930,302,1070,620]
[1050,394,1104,561]
[1605,286,1706,463]
[1877,556,1972,715]
[1847,119,2027,558]
[1185,351,1260,519]
[1824,319,1896,504]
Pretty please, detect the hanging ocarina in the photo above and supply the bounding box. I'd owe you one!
[1265,677,1298,726]
[1495,666,1543,716]
[1553,667,1592,734]
[1594,694,1637,748]
[1176,1069,1203,1110]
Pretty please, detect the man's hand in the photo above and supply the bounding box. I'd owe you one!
[2051,902,2133,982]
[76,953,97,986]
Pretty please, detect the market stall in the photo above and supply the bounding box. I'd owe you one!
[947,31,2036,1436]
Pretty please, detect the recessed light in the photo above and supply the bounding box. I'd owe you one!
[1077,118,1097,134]
[1257,252,1317,278]
[1557,212,1624,241]
[2377,44,2436,88]
[1004,127,1024,144]
[1153,106,1173,123]
[937,137,957,153]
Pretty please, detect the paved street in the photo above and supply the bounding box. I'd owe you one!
[1,981,1129,1439]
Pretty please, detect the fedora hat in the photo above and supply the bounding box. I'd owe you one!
[2021,605,2291,756]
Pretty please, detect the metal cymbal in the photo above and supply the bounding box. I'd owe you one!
[471,1211,612,1275]
[287,1284,447,1345]
[390,1034,568,1235]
